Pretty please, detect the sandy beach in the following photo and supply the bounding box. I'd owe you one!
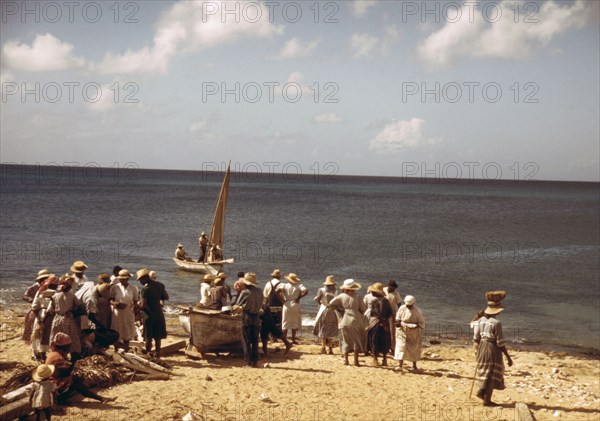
[1,305,598,421]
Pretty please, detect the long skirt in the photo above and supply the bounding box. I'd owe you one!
[282,301,301,330]
[111,307,137,342]
[21,310,36,344]
[338,310,366,353]
[50,314,82,353]
[31,314,54,354]
[367,319,391,354]
[313,305,338,339]
[394,326,422,362]
[475,341,505,390]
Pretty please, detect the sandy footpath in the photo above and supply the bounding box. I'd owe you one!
[1,306,598,421]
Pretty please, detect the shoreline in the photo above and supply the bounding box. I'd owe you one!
[1,304,599,420]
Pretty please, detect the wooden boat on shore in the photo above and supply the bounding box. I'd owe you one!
[173,161,234,274]
[178,306,243,355]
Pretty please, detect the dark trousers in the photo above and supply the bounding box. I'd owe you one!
[242,313,260,365]
[35,407,51,421]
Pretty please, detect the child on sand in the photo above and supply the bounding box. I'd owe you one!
[30,364,57,421]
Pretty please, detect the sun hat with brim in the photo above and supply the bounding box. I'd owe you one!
[51,332,71,347]
[242,272,257,286]
[203,274,215,282]
[214,277,224,284]
[341,279,360,290]
[271,269,281,277]
[118,269,132,279]
[32,364,55,381]
[216,272,227,279]
[36,269,52,281]
[136,268,151,280]
[367,282,385,295]
[70,261,88,273]
[285,273,300,284]
[484,291,506,315]
[404,295,416,305]
[323,275,335,286]
[97,273,111,283]
[177,244,184,248]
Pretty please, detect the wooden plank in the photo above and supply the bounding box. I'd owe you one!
[515,403,535,421]
[110,353,166,377]
[129,339,186,355]
[0,397,31,421]
[1,384,33,404]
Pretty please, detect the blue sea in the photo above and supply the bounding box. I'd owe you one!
[1,165,598,350]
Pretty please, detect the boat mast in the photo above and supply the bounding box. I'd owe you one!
[206,160,231,262]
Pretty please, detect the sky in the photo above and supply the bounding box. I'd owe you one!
[1,0,599,182]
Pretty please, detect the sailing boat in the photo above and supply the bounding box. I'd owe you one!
[172,161,234,275]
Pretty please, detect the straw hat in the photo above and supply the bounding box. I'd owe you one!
[323,275,335,286]
[32,364,55,381]
[36,269,51,281]
[177,244,184,248]
[484,291,506,315]
[367,282,385,296]
[214,277,224,284]
[118,269,132,279]
[203,274,215,282]
[216,272,227,279]
[136,268,151,280]
[70,261,88,273]
[51,332,71,347]
[271,269,281,278]
[341,279,361,291]
[57,274,74,290]
[285,273,300,284]
[201,232,206,236]
[242,272,257,286]
[404,295,416,305]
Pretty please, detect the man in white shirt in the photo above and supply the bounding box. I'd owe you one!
[199,274,214,307]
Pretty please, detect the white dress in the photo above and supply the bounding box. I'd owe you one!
[110,283,139,341]
[277,283,307,330]
[394,304,425,362]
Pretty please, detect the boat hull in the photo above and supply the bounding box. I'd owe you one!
[172,257,230,275]
[181,308,243,354]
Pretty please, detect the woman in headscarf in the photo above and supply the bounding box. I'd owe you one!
[366,282,393,367]
[47,275,84,361]
[22,269,52,347]
[473,291,513,407]
[394,294,425,372]
[31,275,59,362]
[328,279,367,366]
[109,269,139,350]
[313,275,338,354]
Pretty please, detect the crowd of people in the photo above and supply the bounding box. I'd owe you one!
[20,263,511,410]
[20,262,169,413]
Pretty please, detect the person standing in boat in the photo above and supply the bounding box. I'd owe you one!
[313,275,339,354]
[198,232,208,262]
[276,273,308,344]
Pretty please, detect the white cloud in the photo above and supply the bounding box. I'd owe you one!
[0,69,15,85]
[274,37,321,59]
[189,114,221,133]
[2,33,85,72]
[97,0,283,75]
[350,33,378,58]
[349,1,378,17]
[417,0,590,68]
[314,113,344,123]
[369,118,439,153]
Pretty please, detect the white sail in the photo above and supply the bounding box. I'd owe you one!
[206,161,230,262]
